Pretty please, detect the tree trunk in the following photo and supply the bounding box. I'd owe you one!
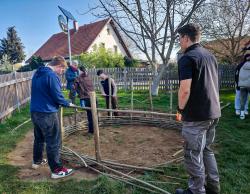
[151,63,168,96]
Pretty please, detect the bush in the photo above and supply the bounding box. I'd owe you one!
[17,56,44,72]
[75,47,125,68]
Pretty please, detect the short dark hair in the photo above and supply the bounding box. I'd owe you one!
[177,23,201,42]
[97,70,104,76]
[79,66,86,72]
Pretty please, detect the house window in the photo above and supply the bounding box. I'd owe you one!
[114,45,118,53]
[100,43,105,48]
[107,28,110,35]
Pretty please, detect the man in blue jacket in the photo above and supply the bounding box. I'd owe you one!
[30,56,74,179]
[65,60,79,104]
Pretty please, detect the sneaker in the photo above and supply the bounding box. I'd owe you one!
[32,159,47,169]
[235,110,240,115]
[245,110,249,115]
[240,111,245,120]
[175,188,193,194]
[51,167,74,179]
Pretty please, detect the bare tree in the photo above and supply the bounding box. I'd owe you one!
[88,0,205,95]
[194,0,250,64]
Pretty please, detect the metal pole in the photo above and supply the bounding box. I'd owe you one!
[67,18,72,65]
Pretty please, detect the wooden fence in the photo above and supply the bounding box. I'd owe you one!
[0,65,235,121]
[0,71,33,121]
[85,65,236,91]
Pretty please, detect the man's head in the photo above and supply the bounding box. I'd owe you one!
[177,23,201,51]
[79,66,87,76]
[49,56,67,75]
[71,60,78,68]
[97,70,107,80]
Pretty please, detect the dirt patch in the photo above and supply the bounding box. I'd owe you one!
[8,124,183,181]
[64,125,183,167]
[7,130,98,181]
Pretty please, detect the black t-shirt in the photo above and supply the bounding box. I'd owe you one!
[178,43,221,121]
[178,56,193,81]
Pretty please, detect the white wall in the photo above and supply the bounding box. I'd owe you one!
[87,22,128,56]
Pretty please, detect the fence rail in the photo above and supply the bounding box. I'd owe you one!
[0,65,235,121]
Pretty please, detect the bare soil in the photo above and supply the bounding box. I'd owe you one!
[8,122,183,181]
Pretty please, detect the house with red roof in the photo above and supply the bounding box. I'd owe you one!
[27,18,132,63]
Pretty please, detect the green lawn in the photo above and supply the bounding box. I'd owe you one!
[0,90,249,194]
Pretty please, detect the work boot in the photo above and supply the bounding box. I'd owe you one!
[206,188,219,194]
[205,184,220,194]
[175,188,193,194]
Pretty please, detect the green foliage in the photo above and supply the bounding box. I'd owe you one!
[17,56,44,72]
[75,47,125,68]
[0,26,25,64]
[124,56,139,67]
[0,54,12,73]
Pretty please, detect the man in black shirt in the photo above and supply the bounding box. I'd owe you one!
[97,70,118,116]
[175,24,221,194]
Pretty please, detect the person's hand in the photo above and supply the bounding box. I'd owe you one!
[101,93,107,97]
[69,103,77,107]
[176,112,182,121]
[176,107,183,121]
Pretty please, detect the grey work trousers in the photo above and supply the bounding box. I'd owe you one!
[182,119,220,194]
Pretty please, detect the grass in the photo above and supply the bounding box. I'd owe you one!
[0,89,249,193]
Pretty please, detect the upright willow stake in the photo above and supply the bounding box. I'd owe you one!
[90,91,101,162]
[170,82,173,114]
[108,77,113,119]
[149,80,153,112]
[130,79,134,119]
[59,107,64,146]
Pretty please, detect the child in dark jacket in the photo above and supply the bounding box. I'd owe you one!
[74,66,95,134]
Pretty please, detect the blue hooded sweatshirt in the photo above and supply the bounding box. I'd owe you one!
[30,66,69,113]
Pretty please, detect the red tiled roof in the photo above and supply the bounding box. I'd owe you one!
[27,18,131,62]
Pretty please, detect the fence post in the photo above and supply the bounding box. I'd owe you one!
[14,71,20,112]
[89,92,101,162]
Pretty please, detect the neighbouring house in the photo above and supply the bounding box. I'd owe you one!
[26,18,132,63]
[202,36,250,64]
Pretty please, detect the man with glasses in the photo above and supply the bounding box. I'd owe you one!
[30,56,74,179]
[175,24,221,194]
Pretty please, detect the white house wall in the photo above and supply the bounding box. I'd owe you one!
[87,22,128,57]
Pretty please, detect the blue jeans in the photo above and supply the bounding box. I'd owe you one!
[31,112,62,172]
[80,99,93,133]
[240,88,250,111]
[235,89,248,111]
